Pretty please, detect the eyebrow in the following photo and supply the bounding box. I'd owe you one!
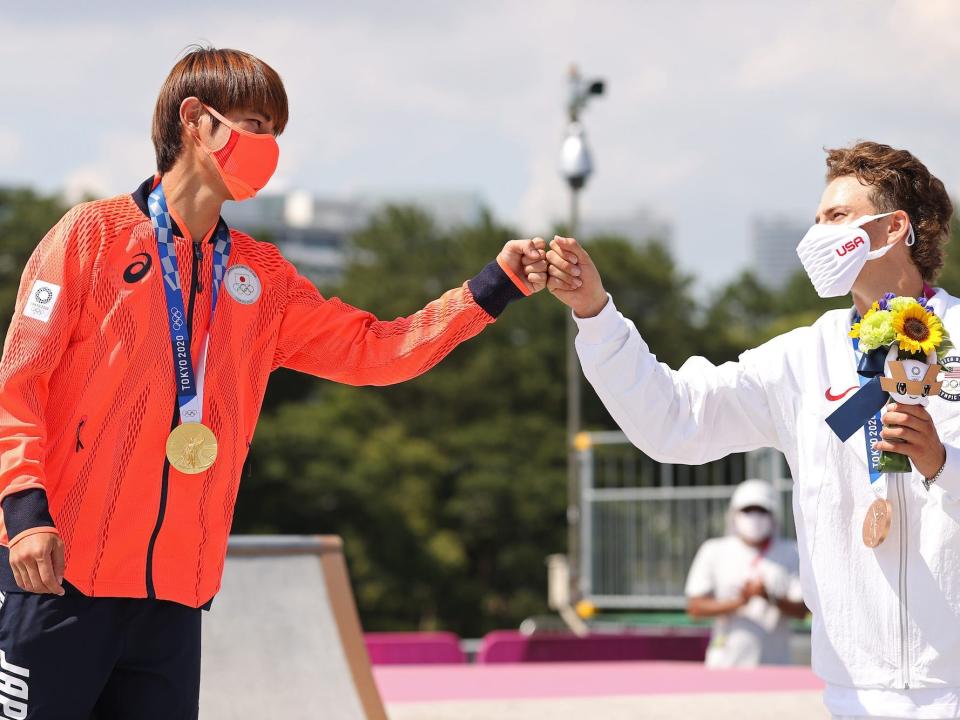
[816,205,849,222]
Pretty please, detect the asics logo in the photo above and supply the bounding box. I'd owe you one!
[123,253,153,284]
[825,385,858,401]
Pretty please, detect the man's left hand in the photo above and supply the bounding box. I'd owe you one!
[499,238,548,293]
[740,578,768,603]
[877,402,946,479]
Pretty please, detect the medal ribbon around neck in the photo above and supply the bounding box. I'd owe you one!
[148,183,230,470]
[851,336,885,491]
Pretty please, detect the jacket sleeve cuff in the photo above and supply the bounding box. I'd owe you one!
[934,443,960,499]
[9,526,59,548]
[2,488,55,542]
[573,294,622,345]
[467,260,527,319]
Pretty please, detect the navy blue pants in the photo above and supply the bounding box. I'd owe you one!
[0,585,200,719]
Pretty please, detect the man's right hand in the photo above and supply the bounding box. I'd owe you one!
[538,236,609,318]
[10,532,65,595]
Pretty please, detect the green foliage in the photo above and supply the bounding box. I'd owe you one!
[237,208,571,633]
[0,189,68,339]
[233,208,709,634]
[935,216,960,296]
[699,269,848,363]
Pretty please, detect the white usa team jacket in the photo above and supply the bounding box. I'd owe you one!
[575,289,960,690]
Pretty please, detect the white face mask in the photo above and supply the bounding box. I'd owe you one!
[734,511,773,544]
[796,212,915,298]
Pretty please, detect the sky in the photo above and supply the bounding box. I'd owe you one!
[3,0,960,289]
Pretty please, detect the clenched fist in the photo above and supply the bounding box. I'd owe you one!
[499,237,548,293]
[531,235,608,317]
[10,531,65,595]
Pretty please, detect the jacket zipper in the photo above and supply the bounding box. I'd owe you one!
[75,416,87,452]
[897,473,911,688]
[145,241,204,598]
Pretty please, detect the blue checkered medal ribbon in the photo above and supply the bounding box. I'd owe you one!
[148,183,231,425]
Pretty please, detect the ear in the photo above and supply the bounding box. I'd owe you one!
[888,210,913,246]
[179,97,204,140]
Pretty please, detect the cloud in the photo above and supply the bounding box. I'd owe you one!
[4,0,960,286]
[62,134,155,204]
[0,127,23,168]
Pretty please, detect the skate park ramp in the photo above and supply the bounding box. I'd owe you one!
[200,535,387,720]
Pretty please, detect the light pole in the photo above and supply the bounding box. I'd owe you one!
[560,65,604,598]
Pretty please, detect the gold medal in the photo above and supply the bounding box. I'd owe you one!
[166,423,218,474]
[862,498,892,548]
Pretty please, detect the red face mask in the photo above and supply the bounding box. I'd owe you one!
[202,104,279,201]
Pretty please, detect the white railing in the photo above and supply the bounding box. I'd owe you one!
[576,432,793,609]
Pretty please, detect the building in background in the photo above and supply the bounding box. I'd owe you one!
[223,189,484,286]
[750,216,807,289]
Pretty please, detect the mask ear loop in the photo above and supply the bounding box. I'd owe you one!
[906,223,916,247]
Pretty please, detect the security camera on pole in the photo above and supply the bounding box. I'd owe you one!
[561,65,604,606]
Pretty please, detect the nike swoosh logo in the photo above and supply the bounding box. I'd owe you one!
[825,385,858,402]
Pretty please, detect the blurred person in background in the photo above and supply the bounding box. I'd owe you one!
[0,45,548,719]
[686,478,806,668]
[537,141,960,720]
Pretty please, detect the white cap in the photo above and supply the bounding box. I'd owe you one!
[731,479,777,513]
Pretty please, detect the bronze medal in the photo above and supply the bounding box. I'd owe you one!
[862,498,892,548]
[166,422,218,474]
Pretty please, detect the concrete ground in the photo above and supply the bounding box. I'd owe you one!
[387,691,829,720]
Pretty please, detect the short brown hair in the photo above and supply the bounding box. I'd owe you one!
[825,141,953,282]
[152,46,289,173]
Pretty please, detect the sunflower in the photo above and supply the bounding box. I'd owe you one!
[893,302,944,355]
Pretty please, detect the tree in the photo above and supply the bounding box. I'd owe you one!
[935,216,960,297]
[0,189,68,338]
[234,207,565,634]
[234,208,696,634]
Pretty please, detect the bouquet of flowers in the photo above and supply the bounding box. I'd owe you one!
[848,293,951,472]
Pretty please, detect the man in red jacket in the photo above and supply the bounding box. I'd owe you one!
[0,46,546,718]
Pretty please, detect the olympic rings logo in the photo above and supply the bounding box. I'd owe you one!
[233,282,255,295]
[34,287,53,305]
[171,308,184,330]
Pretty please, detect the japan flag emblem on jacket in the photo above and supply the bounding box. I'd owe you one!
[226,265,261,305]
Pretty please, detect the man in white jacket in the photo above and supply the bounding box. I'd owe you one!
[686,479,806,668]
[531,141,960,720]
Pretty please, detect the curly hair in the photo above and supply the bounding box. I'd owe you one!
[825,141,953,282]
